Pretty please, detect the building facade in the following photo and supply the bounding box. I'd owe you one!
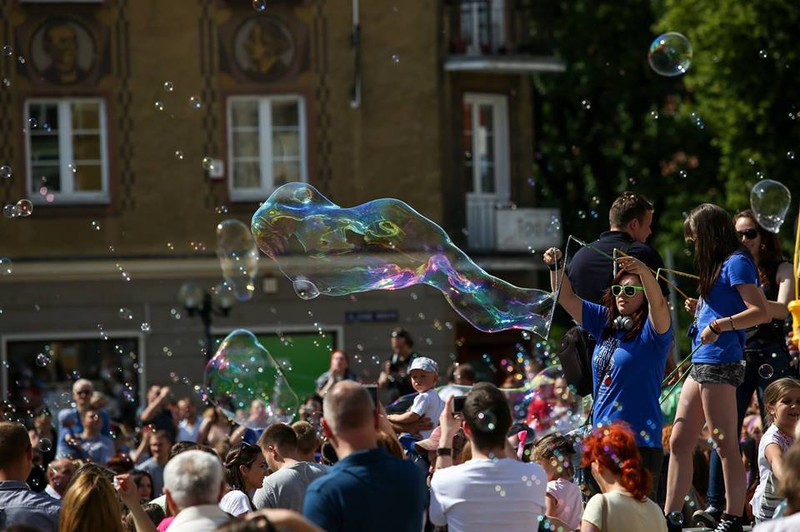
[0,0,562,415]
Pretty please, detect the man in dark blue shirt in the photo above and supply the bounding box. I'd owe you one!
[568,191,667,304]
[0,422,60,531]
[303,381,426,531]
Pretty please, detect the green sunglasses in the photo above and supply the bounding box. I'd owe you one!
[611,285,645,297]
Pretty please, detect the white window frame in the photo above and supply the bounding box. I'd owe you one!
[463,92,510,199]
[227,95,308,202]
[460,0,506,55]
[24,98,110,204]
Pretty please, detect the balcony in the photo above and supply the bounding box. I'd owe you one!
[443,0,565,74]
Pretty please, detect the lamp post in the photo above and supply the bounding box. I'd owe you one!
[178,283,235,362]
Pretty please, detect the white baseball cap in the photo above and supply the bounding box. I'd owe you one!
[409,357,438,374]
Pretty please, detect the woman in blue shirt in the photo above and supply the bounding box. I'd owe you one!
[544,247,672,498]
[664,204,769,532]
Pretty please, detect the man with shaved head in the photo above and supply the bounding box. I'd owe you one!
[302,381,426,531]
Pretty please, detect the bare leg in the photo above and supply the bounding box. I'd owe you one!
[700,382,746,516]
[665,377,706,514]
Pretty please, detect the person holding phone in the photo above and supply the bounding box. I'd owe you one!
[543,247,672,499]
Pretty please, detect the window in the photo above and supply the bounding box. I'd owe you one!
[25,99,109,204]
[459,0,506,55]
[463,93,509,196]
[227,96,307,201]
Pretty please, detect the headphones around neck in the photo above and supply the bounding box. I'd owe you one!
[613,315,634,331]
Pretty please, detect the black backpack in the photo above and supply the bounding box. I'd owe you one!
[555,325,596,397]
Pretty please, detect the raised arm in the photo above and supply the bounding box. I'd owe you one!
[543,247,583,323]
[617,255,670,334]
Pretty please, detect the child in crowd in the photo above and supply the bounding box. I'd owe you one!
[388,357,444,439]
[532,434,583,531]
[751,378,800,523]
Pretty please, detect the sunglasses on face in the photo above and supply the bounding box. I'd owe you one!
[737,228,758,240]
[611,285,645,297]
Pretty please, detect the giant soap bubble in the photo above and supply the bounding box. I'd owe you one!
[648,32,692,77]
[204,329,299,430]
[251,183,555,337]
[216,219,259,301]
[750,179,791,233]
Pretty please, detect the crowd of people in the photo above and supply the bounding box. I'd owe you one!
[1,192,800,532]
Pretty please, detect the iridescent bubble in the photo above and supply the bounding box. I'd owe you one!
[750,179,791,233]
[253,0,267,11]
[204,329,299,429]
[15,199,32,217]
[3,204,17,218]
[163,81,174,92]
[251,183,554,336]
[520,365,588,436]
[38,438,52,453]
[758,364,774,379]
[0,165,11,179]
[0,258,12,276]
[648,32,693,77]
[189,96,202,110]
[35,353,50,367]
[293,278,320,300]
[216,219,259,302]
[118,307,133,320]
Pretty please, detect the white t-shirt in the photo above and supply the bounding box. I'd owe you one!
[411,388,445,439]
[583,491,666,532]
[547,478,583,530]
[430,458,547,532]
[752,424,794,520]
[219,489,252,517]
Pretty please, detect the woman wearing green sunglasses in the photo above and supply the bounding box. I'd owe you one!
[544,247,672,501]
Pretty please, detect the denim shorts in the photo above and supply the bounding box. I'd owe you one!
[690,361,746,387]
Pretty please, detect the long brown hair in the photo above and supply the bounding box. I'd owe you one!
[600,270,649,342]
[733,209,787,287]
[684,204,746,298]
[60,465,124,532]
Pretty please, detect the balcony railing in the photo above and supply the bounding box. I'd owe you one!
[444,0,556,57]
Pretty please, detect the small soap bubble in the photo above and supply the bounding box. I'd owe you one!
[189,96,202,110]
[679,170,687,179]
[36,353,50,367]
[649,110,659,120]
[758,363,774,379]
[15,199,32,217]
[0,166,11,179]
[154,101,165,111]
[3,204,17,218]
[787,151,795,160]
[253,0,267,11]
[391,54,400,64]
[140,322,151,332]
[202,157,216,171]
[163,81,174,92]
[581,100,591,110]
[759,50,768,59]
[175,150,184,160]
[91,221,100,231]
[293,278,320,300]
[750,179,791,233]
[0,258,13,275]
[28,117,37,129]
[2,45,12,56]
[217,219,259,302]
[648,32,692,77]
[17,56,25,65]
[118,307,133,320]
[38,438,52,453]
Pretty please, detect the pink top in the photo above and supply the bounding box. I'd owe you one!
[547,478,583,530]
[157,516,175,531]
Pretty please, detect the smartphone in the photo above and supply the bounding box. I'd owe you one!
[364,385,379,405]
[453,396,466,413]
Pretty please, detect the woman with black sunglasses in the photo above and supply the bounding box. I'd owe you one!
[692,208,795,529]
[543,247,672,498]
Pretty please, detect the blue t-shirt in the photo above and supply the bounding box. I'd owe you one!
[582,301,672,448]
[692,251,758,364]
[303,447,426,532]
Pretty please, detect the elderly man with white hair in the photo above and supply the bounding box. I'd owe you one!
[163,449,231,531]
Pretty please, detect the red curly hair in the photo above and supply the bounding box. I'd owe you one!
[581,422,652,501]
